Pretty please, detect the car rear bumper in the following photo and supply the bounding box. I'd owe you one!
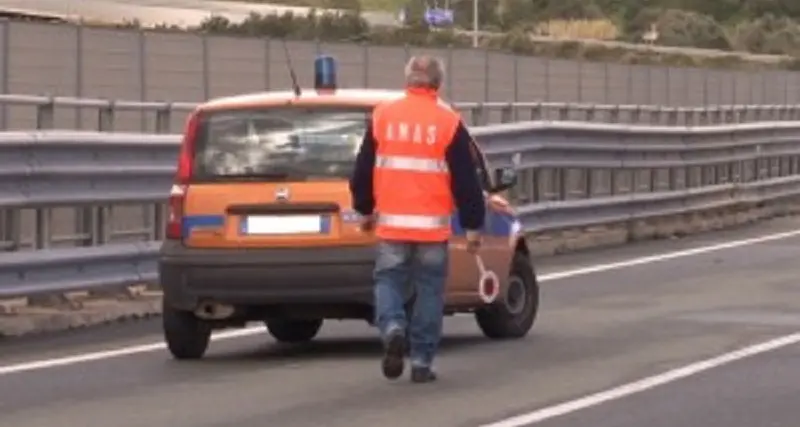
[158,241,375,309]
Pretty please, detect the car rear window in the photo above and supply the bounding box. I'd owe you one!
[192,106,371,181]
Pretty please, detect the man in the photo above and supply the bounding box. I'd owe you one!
[349,55,485,383]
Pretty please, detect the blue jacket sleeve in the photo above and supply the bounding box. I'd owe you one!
[445,121,486,231]
[348,123,376,216]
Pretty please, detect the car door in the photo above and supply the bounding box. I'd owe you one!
[443,139,513,306]
[470,140,514,283]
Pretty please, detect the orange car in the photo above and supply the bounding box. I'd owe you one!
[158,59,539,360]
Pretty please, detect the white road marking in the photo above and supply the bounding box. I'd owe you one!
[0,327,264,376]
[537,228,800,282]
[1,227,800,376]
[477,332,800,427]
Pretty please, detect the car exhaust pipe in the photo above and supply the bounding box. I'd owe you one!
[475,254,500,304]
[194,302,235,320]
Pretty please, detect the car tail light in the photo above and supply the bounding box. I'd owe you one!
[166,111,200,240]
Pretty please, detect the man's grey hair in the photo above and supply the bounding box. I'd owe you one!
[404,55,445,90]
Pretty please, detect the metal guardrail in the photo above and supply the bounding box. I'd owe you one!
[1,94,800,133]
[2,121,800,298]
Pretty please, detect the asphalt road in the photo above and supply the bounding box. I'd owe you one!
[0,217,798,427]
[531,343,800,427]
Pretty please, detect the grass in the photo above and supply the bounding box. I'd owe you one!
[533,19,619,41]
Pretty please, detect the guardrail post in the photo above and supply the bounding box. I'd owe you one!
[667,167,677,190]
[728,107,738,123]
[699,109,708,125]
[584,168,593,197]
[471,106,481,126]
[738,106,747,122]
[92,206,111,245]
[155,106,171,133]
[532,169,541,202]
[558,106,568,121]
[609,169,618,195]
[609,106,619,123]
[649,165,658,191]
[36,99,55,129]
[649,108,659,125]
[34,208,51,249]
[86,101,113,246]
[529,104,542,121]
[667,108,678,126]
[98,102,114,132]
[682,109,692,126]
[585,106,595,122]
[631,107,641,124]
[557,168,567,200]
[500,104,513,123]
[0,209,20,251]
[153,203,166,241]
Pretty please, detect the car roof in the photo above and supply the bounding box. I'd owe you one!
[198,88,407,112]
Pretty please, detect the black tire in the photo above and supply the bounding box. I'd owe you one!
[266,319,323,343]
[475,252,539,339]
[162,301,212,360]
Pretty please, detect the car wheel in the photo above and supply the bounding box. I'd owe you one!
[475,252,539,339]
[266,319,323,343]
[162,300,212,360]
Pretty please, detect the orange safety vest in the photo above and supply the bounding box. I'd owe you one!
[371,87,461,242]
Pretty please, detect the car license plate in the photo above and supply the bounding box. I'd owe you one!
[241,215,325,235]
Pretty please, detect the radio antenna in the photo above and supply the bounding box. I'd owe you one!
[282,39,302,97]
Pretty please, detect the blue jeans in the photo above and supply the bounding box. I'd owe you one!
[373,240,448,368]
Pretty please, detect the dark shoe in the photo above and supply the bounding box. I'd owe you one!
[410,366,437,383]
[381,327,406,380]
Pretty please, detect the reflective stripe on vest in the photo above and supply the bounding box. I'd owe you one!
[375,155,448,173]
[377,213,451,230]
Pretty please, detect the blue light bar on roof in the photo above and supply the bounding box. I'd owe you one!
[314,55,337,91]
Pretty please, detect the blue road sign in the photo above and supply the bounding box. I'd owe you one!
[424,7,453,26]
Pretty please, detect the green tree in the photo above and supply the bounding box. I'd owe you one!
[448,0,502,30]
[497,0,537,30]
[729,13,800,55]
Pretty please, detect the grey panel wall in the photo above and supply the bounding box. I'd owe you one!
[0,20,799,132]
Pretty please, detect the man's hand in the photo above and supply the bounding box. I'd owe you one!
[465,230,481,254]
[359,214,376,232]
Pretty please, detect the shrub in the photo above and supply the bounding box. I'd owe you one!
[625,8,731,50]
[729,14,800,56]
[533,19,620,40]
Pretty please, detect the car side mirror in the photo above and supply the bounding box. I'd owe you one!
[490,167,517,193]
